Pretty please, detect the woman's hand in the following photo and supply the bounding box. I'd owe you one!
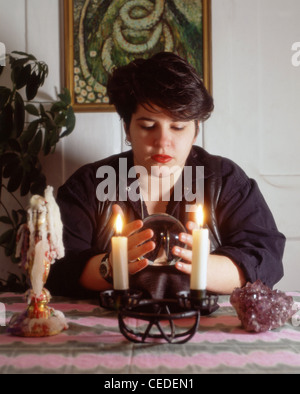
[172,220,197,275]
[112,204,155,274]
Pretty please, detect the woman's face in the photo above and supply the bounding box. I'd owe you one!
[126,104,197,177]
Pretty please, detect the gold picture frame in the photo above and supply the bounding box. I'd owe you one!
[63,0,212,112]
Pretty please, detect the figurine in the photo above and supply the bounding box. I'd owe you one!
[8,186,68,337]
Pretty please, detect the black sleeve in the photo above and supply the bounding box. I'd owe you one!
[46,164,101,298]
[211,159,285,289]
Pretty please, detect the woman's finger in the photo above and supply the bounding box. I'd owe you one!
[128,237,155,263]
[178,232,193,248]
[123,219,144,237]
[128,258,149,274]
[111,206,155,273]
[175,261,192,275]
[112,203,124,217]
[128,228,153,249]
[123,221,155,261]
[186,220,198,232]
[172,245,192,262]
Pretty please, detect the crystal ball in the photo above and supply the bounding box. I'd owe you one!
[141,214,187,266]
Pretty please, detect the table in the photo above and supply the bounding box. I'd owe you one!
[1,292,300,374]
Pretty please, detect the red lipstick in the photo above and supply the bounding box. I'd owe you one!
[151,154,173,164]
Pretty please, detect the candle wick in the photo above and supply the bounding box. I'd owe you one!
[196,223,202,230]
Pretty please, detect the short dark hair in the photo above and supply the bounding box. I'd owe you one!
[107,52,214,128]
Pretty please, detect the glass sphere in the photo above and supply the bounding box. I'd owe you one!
[141,214,187,266]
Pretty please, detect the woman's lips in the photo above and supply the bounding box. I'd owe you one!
[151,154,173,164]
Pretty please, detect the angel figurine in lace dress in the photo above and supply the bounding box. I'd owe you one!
[8,186,68,337]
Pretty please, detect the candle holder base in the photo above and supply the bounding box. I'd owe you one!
[99,289,142,310]
[99,290,219,344]
[177,290,219,315]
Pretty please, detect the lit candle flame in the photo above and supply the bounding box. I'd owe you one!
[196,205,204,228]
[115,214,123,235]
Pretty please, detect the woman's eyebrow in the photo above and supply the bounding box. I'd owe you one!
[136,116,185,122]
[136,117,155,121]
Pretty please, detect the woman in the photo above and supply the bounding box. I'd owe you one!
[46,52,285,298]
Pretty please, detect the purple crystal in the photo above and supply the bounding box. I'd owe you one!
[230,280,294,332]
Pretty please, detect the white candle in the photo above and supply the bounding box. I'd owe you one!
[190,205,209,291]
[112,214,129,290]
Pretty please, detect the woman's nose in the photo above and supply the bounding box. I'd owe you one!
[153,126,171,147]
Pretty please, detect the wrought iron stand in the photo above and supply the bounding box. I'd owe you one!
[99,289,219,344]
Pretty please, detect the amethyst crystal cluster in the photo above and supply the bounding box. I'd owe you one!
[230,280,294,332]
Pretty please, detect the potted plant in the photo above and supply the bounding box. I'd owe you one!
[0,51,76,291]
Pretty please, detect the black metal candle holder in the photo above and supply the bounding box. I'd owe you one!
[99,289,219,344]
[99,289,142,310]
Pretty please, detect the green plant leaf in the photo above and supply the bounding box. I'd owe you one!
[37,62,48,86]
[25,103,39,116]
[26,71,40,101]
[3,155,21,178]
[1,151,19,165]
[14,92,25,137]
[20,119,39,143]
[50,101,67,112]
[17,209,27,224]
[61,106,76,137]
[0,86,11,110]
[12,210,19,225]
[50,129,59,146]
[9,57,29,69]
[15,64,31,90]
[0,103,14,142]
[7,165,23,192]
[0,216,13,225]
[4,229,18,257]
[58,88,71,105]
[43,126,60,155]
[30,173,46,195]
[11,51,37,60]
[54,111,67,127]
[0,229,14,245]
[39,102,47,118]
[28,129,42,156]
[7,138,21,152]
[20,173,31,196]
[11,65,21,85]
[43,128,52,156]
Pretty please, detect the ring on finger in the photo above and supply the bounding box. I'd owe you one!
[129,257,142,263]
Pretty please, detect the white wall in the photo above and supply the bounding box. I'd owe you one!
[0,0,299,291]
[206,0,300,291]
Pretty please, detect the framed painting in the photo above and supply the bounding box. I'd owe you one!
[64,0,212,112]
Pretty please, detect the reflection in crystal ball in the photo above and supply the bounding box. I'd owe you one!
[141,214,187,266]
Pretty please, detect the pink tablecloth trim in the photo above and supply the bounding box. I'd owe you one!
[1,325,300,346]
[1,350,300,371]
[6,302,99,313]
[0,330,125,345]
[190,327,300,344]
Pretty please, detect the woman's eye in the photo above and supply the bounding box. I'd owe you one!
[140,124,155,130]
[172,125,185,131]
[139,123,186,131]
